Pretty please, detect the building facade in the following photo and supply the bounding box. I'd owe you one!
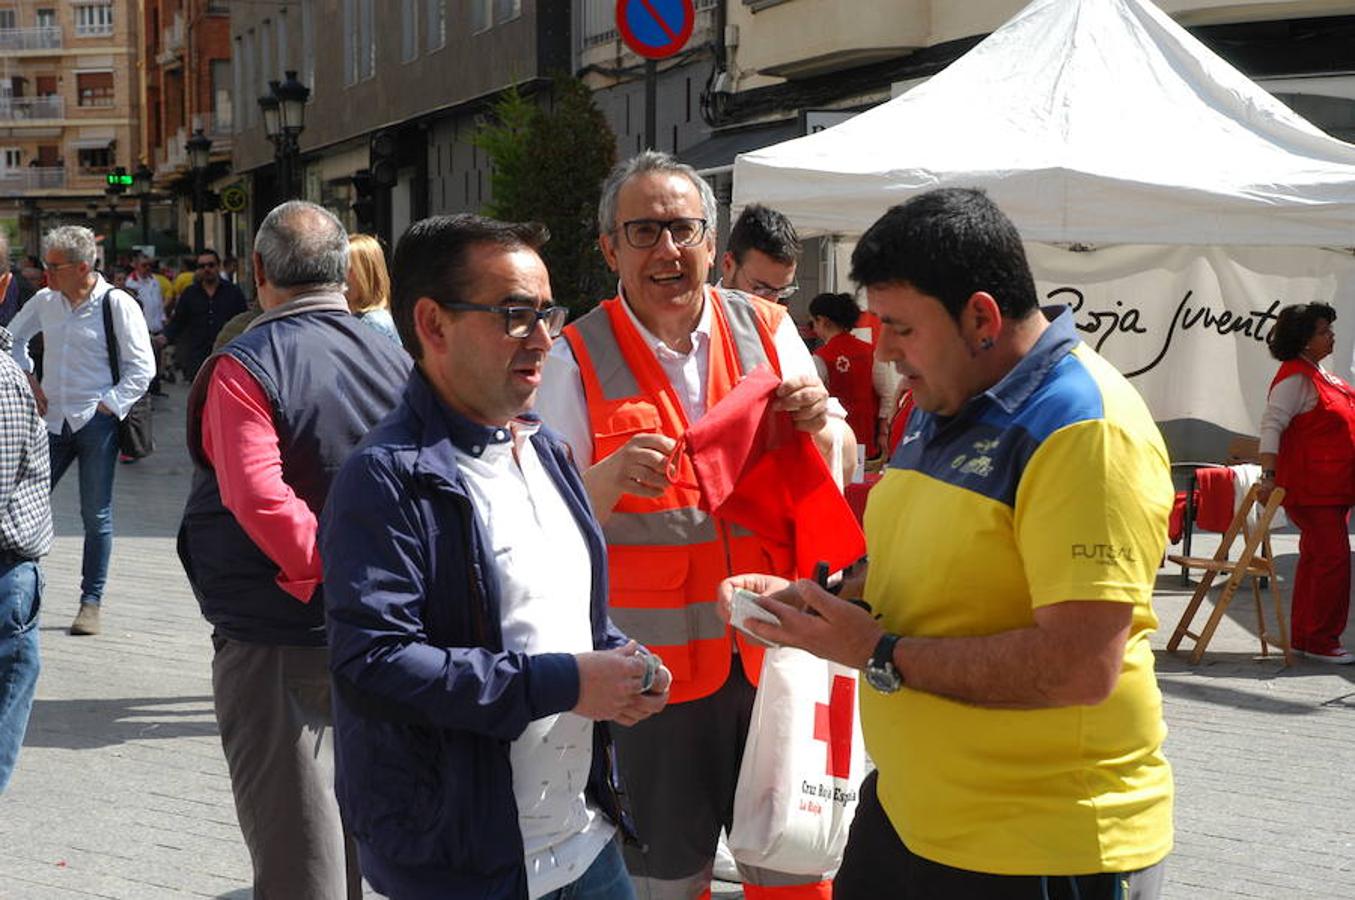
[0,0,140,258]
[140,0,233,258]
[228,0,569,255]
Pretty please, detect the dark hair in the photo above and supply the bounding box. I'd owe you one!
[198,248,221,263]
[390,214,549,359]
[808,292,861,331]
[1268,302,1336,361]
[728,203,800,265]
[849,188,1037,321]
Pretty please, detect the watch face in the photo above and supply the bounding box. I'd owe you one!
[866,663,902,693]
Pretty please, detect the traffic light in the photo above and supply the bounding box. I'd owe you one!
[351,169,375,230]
[105,168,132,188]
[370,131,399,189]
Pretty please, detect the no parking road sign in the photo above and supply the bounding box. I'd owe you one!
[616,0,695,60]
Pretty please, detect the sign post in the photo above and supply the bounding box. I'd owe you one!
[616,0,696,150]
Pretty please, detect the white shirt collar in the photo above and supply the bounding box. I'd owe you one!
[616,282,711,358]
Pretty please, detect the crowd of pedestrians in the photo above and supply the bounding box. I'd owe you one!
[9,151,1350,900]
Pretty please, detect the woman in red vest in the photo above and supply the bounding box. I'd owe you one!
[810,292,880,459]
[1260,302,1355,664]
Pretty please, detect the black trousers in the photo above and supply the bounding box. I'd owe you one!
[834,772,1166,900]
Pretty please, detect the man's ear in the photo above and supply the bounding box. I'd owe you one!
[720,250,736,283]
[599,233,620,273]
[413,297,450,355]
[964,291,1003,346]
[252,252,267,289]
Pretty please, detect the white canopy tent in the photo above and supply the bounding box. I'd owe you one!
[732,0,1355,450]
[733,0,1355,246]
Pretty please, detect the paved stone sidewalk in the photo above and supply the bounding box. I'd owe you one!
[0,378,1351,898]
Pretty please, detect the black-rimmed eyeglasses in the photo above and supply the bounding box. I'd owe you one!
[615,217,708,249]
[441,303,568,339]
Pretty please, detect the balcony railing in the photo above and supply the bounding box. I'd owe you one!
[0,96,65,121]
[157,12,184,63]
[0,26,62,52]
[155,126,190,175]
[0,168,67,192]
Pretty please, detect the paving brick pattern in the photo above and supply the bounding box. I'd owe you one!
[0,380,1351,898]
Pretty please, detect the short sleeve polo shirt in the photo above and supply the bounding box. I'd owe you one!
[860,307,1174,876]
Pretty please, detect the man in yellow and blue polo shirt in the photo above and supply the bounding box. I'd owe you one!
[721,188,1173,900]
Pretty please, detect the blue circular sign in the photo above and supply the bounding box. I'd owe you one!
[616,0,695,60]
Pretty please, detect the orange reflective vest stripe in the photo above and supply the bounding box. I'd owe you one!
[563,287,787,704]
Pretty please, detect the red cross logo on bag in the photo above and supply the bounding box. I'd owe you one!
[812,675,856,778]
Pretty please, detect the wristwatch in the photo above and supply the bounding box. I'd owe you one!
[864,633,904,694]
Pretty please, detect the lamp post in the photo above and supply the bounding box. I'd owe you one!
[186,129,212,254]
[258,70,310,201]
[132,163,154,248]
[104,166,128,264]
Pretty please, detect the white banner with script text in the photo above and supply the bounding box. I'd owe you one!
[1031,245,1355,435]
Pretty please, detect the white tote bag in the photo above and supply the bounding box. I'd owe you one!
[727,646,865,875]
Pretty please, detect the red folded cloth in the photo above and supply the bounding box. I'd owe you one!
[1194,466,1236,533]
[679,364,866,578]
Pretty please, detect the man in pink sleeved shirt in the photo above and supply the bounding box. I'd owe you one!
[178,201,409,900]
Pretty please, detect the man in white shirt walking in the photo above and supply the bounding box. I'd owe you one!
[8,226,155,635]
[126,253,167,397]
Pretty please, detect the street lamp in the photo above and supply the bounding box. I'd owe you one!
[131,163,154,247]
[258,70,310,201]
[186,129,212,254]
[104,165,128,264]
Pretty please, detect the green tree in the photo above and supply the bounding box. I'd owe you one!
[475,75,617,317]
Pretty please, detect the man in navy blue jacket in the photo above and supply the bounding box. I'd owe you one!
[320,214,670,900]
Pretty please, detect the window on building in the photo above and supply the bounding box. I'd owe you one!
[36,75,56,96]
[77,146,112,173]
[360,0,375,80]
[302,0,315,90]
[277,9,289,74]
[344,0,375,85]
[426,0,445,52]
[74,2,114,37]
[76,71,114,107]
[212,60,232,133]
[260,19,273,97]
[232,36,244,132]
[241,30,255,127]
[471,0,519,33]
[37,144,57,166]
[1,148,21,170]
[0,10,16,31]
[35,8,55,29]
[401,0,418,63]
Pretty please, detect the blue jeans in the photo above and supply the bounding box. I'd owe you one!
[0,560,42,792]
[540,840,635,900]
[48,412,118,605]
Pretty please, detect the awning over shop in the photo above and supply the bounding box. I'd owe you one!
[680,120,800,175]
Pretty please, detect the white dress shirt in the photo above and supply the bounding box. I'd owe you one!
[453,420,615,899]
[125,272,166,332]
[538,287,838,468]
[8,274,156,434]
